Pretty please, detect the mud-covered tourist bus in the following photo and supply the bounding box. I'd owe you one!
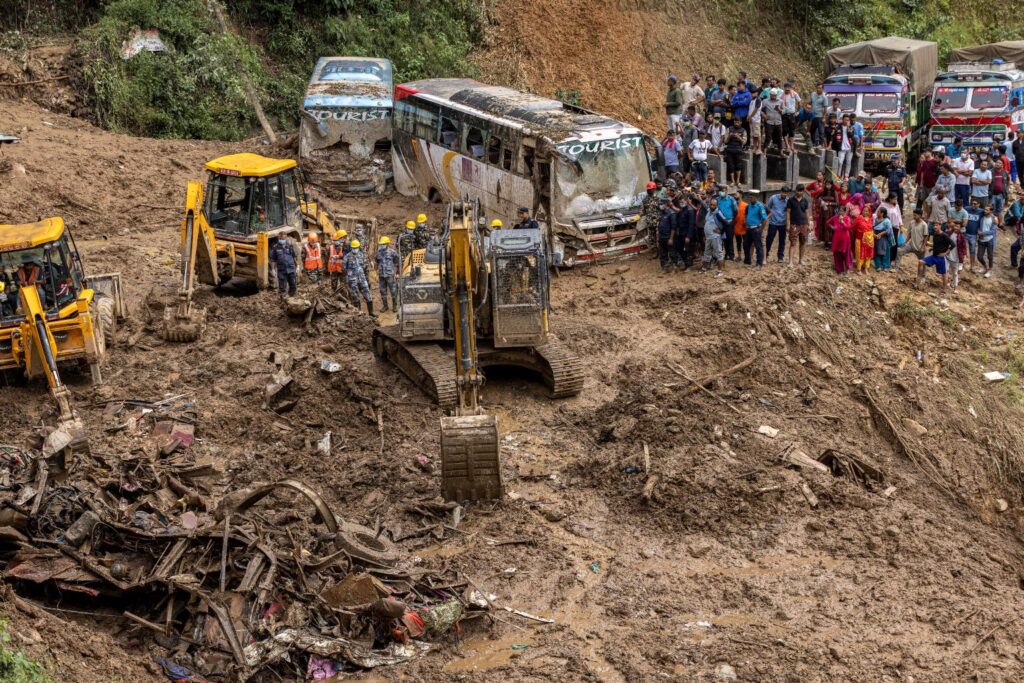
[298,56,394,193]
[930,60,1024,150]
[391,78,655,266]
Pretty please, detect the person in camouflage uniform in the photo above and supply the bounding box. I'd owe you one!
[342,240,373,315]
[399,220,417,257]
[641,181,660,259]
[375,236,401,312]
[414,213,431,249]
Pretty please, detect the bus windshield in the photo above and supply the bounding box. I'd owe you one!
[553,135,648,218]
[971,87,1008,110]
[933,87,969,111]
[861,93,899,114]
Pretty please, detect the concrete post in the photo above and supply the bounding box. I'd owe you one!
[708,153,726,184]
[740,152,753,189]
[785,153,800,186]
[751,153,768,191]
[853,152,865,177]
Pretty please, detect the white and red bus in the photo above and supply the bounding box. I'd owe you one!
[391,78,656,266]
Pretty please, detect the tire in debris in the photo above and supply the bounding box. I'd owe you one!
[335,522,402,567]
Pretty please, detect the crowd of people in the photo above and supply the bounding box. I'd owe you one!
[655,71,1024,300]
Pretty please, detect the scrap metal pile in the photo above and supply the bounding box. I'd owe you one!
[0,395,486,681]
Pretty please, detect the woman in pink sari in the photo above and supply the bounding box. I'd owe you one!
[828,204,854,275]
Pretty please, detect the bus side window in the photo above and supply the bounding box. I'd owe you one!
[414,102,439,143]
[466,124,486,160]
[502,146,514,171]
[522,145,535,177]
[441,115,459,148]
[487,136,502,164]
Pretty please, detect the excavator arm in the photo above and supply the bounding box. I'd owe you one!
[18,284,85,454]
[163,180,214,342]
[439,201,502,502]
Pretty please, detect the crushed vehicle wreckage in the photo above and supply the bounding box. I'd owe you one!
[0,394,493,681]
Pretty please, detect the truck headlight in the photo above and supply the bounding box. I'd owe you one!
[931,133,943,142]
[883,139,897,147]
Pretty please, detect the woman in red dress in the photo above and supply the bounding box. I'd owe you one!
[828,204,853,275]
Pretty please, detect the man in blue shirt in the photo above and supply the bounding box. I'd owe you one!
[809,83,828,149]
[744,190,769,266]
[730,82,752,142]
[661,130,681,176]
[716,185,738,260]
[765,186,790,263]
[847,171,866,196]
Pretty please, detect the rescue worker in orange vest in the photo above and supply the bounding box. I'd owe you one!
[303,232,323,284]
[327,229,347,292]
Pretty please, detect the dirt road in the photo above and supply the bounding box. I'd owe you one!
[3,100,1024,681]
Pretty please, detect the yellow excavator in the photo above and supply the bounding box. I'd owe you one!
[373,201,584,501]
[164,153,336,341]
[0,217,123,453]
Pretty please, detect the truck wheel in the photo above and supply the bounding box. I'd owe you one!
[96,295,117,348]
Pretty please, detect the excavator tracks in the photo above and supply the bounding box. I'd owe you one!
[533,340,586,399]
[372,326,458,408]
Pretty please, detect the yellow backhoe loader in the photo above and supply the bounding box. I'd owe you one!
[164,153,336,341]
[373,201,584,501]
[0,217,124,454]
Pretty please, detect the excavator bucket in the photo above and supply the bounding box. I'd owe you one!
[162,304,207,343]
[440,414,502,502]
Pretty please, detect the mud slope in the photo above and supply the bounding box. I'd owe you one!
[474,0,816,132]
[3,98,1024,681]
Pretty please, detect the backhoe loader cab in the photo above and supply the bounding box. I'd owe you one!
[202,154,304,240]
[0,218,122,451]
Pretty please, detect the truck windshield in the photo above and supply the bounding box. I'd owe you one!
[970,87,1008,110]
[861,93,899,114]
[831,93,857,113]
[553,135,649,219]
[933,87,969,111]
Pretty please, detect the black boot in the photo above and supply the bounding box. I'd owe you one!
[367,301,375,316]
[381,301,389,312]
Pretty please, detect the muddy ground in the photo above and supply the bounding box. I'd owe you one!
[4,97,1024,682]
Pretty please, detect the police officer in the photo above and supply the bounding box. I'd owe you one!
[513,207,540,231]
[414,213,430,249]
[269,237,298,298]
[375,236,401,312]
[399,220,417,255]
[342,240,373,315]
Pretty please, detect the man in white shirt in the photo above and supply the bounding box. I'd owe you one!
[688,131,712,183]
[952,151,974,208]
[708,114,726,152]
[780,82,802,155]
[681,75,704,110]
[970,159,993,208]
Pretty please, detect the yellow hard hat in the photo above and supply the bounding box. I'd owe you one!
[416,213,428,224]
[0,281,5,292]
[490,219,503,228]
[350,239,361,249]
[379,236,391,245]
[334,230,347,240]
[405,220,415,230]
[308,232,318,242]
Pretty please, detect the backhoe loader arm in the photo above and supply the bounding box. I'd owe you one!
[163,181,213,342]
[444,203,485,415]
[18,285,75,423]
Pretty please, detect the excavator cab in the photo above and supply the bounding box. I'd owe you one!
[489,229,549,347]
[0,218,122,453]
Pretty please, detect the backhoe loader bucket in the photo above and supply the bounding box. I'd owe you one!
[440,414,502,502]
[162,304,207,343]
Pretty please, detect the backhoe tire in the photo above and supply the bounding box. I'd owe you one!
[95,295,117,348]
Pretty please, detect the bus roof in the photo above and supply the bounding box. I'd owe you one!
[397,78,634,141]
[204,154,296,177]
[0,217,64,251]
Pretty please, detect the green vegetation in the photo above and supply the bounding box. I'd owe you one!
[67,0,484,140]
[77,0,265,140]
[759,0,1010,66]
[891,296,959,329]
[0,619,53,683]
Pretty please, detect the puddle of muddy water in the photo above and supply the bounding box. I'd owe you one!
[443,633,535,672]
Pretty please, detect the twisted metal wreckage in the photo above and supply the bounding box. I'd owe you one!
[0,395,497,681]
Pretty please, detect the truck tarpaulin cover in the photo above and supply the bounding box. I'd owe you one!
[948,41,1024,68]
[825,37,938,98]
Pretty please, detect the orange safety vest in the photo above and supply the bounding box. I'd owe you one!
[327,243,344,274]
[303,242,323,270]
